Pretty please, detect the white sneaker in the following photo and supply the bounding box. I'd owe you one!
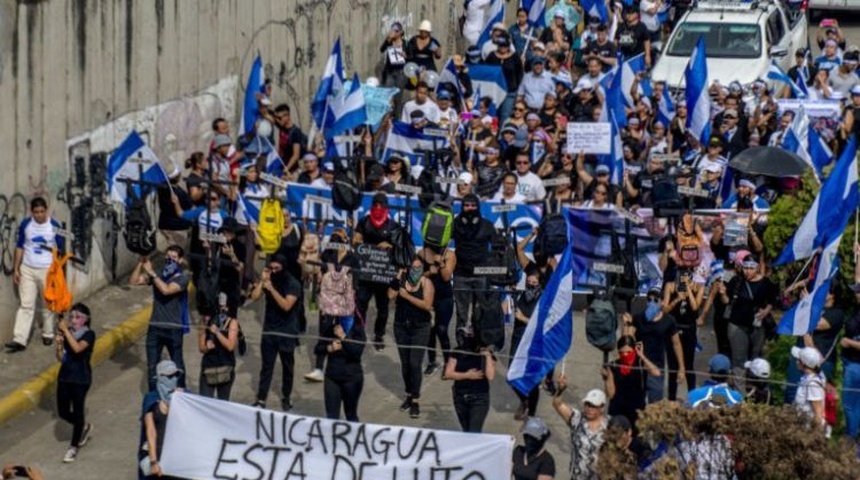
[304,369,324,382]
[63,447,78,463]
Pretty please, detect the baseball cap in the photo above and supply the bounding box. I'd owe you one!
[213,134,232,149]
[437,89,452,100]
[156,359,183,377]
[492,22,507,31]
[708,354,732,374]
[583,389,607,406]
[573,77,593,94]
[595,164,610,175]
[851,85,860,96]
[704,163,722,173]
[533,41,546,51]
[738,179,756,190]
[744,358,771,379]
[522,417,550,438]
[791,346,824,369]
[322,162,335,172]
[458,171,473,184]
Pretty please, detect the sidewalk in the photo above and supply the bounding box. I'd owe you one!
[0,282,155,425]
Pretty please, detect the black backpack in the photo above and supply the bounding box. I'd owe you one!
[195,254,221,316]
[535,214,568,257]
[332,160,362,211]
[417,168,444,209]
[390,226,415,269]
[472,292,505,350]
[487,233,519,287]
[123,189,157,256]
[585,297,617,352]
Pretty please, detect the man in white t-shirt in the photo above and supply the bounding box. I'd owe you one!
[513,152,546,202]
[400,82,441,124]
[492,172,527,203]
[310,162,335,189]
[6,197,66,352]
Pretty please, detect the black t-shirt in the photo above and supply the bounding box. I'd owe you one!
[217,239,246,296]
[263,273,303,338]
[453,217,497,276]
[185,173,209,206]
[583,40,618,71]
[633,312,678,369]
[452,351,490,395]
[512,446,556,480]
[58,330,96,385]
[276,226,304,284]
[615,22,649,58]
[609,359,648,412]
[278,126,306,170]
[812,307,844,363]
[726,276,777,328]
[157,185,193,231]
[843,313,860,364]
[357,216,393,245]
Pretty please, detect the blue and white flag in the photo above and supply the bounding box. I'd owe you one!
[775,136,858,265]
[469,64,508,111]
[767,60,806,99]
[521,0,547,27]
[580,0,609,23]
[656,85,675,127]
[621,53,652,109]
[234,193,261,226]
[311,39,345,130]
[240,55,265,136]
[478,0,506,47]
[508,211,575,395]
[685,37,711,145]
[781,106,820,182]
[437,57,467,104]
[263,137,285,177]
[598,67,627,128]
[777,234,840,336]
[327,73,367,139]
[382,121,450,165]
[107,130,170,204]
[808,124,834,175]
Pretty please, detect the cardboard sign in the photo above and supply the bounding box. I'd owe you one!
[566,122,611,155]
[723,213,750,247]
[354,244,400,283]
[260,173,289,189]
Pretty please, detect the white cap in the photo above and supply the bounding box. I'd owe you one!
[582,389,607,406]
[419,20,432,32]
[791,346,824,369]
[704,163,723,173]
[260,96,272,106]
[458,171,474,184]
[573,77,593,94]
[744,358,771,379]
[492,22,507,31]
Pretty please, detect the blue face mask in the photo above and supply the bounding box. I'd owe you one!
[161,258,179,280]
[645,302,661,322]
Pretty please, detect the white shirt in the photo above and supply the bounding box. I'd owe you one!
[438,106,460,129]
[516,171,547,202]
[17,217,62,269]
[640,0,660,32]
[794,371,826,420]
[401,100,441,124]
[310,178,332,189]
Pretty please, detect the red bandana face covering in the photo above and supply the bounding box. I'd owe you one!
[618,350,637,376]
[370,205,389,228]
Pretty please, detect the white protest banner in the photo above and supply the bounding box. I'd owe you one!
[566,122,611,155]
[160,392,514,480]
[776,99,841,119]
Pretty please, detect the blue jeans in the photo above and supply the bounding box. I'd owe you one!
[844,360,860,439]
[497,92,517,126]
[145,326,186,392]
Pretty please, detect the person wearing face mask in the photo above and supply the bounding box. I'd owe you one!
[130,245,189,392]
[622,288,685,403]
[602,335,660,429]
[388,255,436,419]
[443,327,496,433]
[249,255,303,411]
[509,268,549,421]
[552,380,609,480]
[314,315,367,421]
[138,359,183,480]
[354,193,395,351]
[198,293,239,400]
[452,194,497,333]
[663,272,704,399]
[511,416,555,480]
[55,303,95,463]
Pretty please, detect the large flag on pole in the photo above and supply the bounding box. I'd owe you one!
[777,234,841,336]
[469,64,508,112]
[685,36,711,145]
[521,0,547,27]
[311,39,345,131]
[775,136,858,265]
[767,60,806,99]
[621,53,652,109]
[240,55,265,136]
[326,73,368,139]
[107,130,170,204]
[382,121,451,165]
[478,0,506,47]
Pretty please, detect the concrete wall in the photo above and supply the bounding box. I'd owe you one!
[0,0,461,342]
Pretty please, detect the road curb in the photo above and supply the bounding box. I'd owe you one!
[0,305,152,427]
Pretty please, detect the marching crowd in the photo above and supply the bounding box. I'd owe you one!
[4,0,860,478]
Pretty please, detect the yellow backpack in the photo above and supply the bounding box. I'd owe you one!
[43,248,73,313]
[257,198,284,254]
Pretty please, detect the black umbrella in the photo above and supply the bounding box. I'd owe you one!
[728,146,810,177]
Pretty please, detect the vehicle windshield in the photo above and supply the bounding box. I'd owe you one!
[666,22,762,58]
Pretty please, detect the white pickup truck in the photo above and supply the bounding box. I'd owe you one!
[651,0,808,92]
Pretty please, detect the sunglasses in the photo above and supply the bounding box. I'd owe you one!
[209,197,220,201]
[515,107,526,112]
[595,190,607,195]
[517,161,531,165]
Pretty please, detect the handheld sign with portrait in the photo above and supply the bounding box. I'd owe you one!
[566,122,611,155]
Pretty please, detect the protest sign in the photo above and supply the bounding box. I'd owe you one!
[776,99,841,119]
[566,122,611,155]
[160,392,514,480]
[723,212,749,247]
[355,244,400,283]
